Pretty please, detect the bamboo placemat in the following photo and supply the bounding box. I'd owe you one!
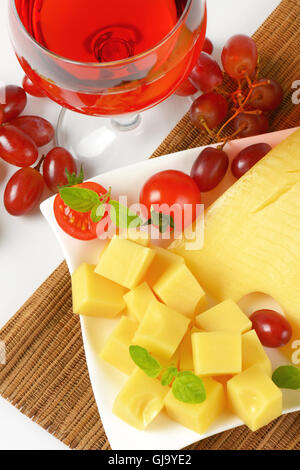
[0,0,299,450]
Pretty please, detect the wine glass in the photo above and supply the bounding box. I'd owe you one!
[8,0,206,176]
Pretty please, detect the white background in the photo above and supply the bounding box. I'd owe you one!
[0,0,282,450]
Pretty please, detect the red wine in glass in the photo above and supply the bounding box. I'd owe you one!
[11,0,207,116]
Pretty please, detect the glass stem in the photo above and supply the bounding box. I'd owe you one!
[111,113,141,131]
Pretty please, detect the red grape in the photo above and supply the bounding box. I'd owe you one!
[0,125,39,167]
[221,35,258,80]
[4,166,44,216]
[175,78,198,97]
[191,147,229,192]
[233,112,269,138]
[10,115,54,147]
[231,143,272,179]
[203,37,213,55]
[190,92,228,130]
[250,310,292,348]
[0,85,27,123]
[249,78,284,111]
[22,75,47,98]
[43,147,77,192]
[190,52,223,93]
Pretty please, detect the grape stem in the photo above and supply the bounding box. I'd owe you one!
[215,73,270,141]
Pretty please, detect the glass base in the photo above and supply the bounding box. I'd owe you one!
[56,95,192,178]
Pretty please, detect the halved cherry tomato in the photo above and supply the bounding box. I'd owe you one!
[139,170,201,231]
[54,181,109,240]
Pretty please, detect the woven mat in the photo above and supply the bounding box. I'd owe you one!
[1,0,300,451]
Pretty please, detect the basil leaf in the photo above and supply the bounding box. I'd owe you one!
[109,200,142,229]
[161,366,178,386]
[172,371,206,404]
[59,187,100,212]
[147,208,175,233]
[129,345,162,378]
[272,365,300,390]
[90,203,106,223]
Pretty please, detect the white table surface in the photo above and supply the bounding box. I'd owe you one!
[0,0,282,450]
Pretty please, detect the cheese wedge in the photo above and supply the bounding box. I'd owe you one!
[171,129,300,331]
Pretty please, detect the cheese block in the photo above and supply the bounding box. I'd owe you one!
[133,299,190,361]
[164,377,226,434]
[123,282,157,323]
[153,263,207,319]
[72,263,126,318]
[196,299,252,334]
[100,316,138,375]
[171,129,300,331]
[192,331,242,376]
[95,236,155,289]
[113,368,168,430]
[227,365,282,432]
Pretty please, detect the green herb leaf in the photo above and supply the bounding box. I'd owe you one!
[109,200,142,229]
[64,165,84,187]
[161,366,178,386]
[90,203,106,223]
[272,365,300,390]
[59,187,100,212]
[142,208,175,233]
[129,345,162,378]
[172,371,206,404]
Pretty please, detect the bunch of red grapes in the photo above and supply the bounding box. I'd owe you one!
[176,34,284,193]
[177,34,283,140]
[0,79,78,216]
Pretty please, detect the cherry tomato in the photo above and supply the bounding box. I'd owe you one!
[4,167,44,216]
[250,310,292,348]
[0,85,27,123]
[0,125,39,167]
[54,182,109,240]
[10,115,54,147]
[43,147,77,192]
[22,75,47,98]
[191,147,229,192]
[139,170,201,231]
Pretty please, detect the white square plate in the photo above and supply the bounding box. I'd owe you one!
[41,127,300,450]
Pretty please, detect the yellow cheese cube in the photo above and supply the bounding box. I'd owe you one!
[242,330,272,376]
[227,365,282,432]
[113,368,168,430]
[192,332,242,376]
[170,129,300,334]
[196,300,252,334]
[119,229,150,246]
[123,282,157,323]
[153,263,207,319]
[72,263,126,318]
[133,300,190,361]
[179,327,200,371]
[165,377,226,434]
[145,246,184,286]
[95,237,155,289]
[99,316,138,375]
